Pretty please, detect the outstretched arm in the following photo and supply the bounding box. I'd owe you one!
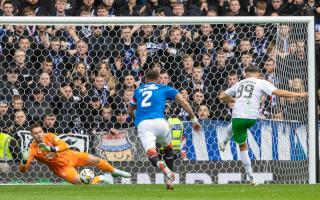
[19,149,34,173]
[218,92,235,103]
[128,104,136,120]
[272,89,308,98]
[39,134,69,152]
[175,94,201,132]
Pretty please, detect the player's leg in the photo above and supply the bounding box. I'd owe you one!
[219,123,233,152]
[157,123,175,172]
[232,118,257,185]
[137,120,159,167]
[156,119,176,190]
[54,167,82,184]
[138,119,175,182]
[75,152,131,178]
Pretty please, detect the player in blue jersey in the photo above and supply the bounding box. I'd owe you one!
[128,69,201,190]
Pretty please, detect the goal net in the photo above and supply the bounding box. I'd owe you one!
[0,17,316,184]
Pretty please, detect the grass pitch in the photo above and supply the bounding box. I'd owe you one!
[1,184,319,200]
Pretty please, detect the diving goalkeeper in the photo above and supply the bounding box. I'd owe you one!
[20,123,131,184]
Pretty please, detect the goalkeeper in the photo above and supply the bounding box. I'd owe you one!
[20,123,131,184]
[219,66,308,185]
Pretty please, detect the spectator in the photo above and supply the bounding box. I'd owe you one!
[43,112,66,134]
[11,48,35,84]
[282,78,308,121]
[172,3,185,16]
[211,49,233,88]
[82,96,103,130]
[71,72,88,101]
[11,95,25,112]
[30,72,59,99]
[185,65,213,98]
[173,89,191,121]
[87,75,112,106]
[23,0,48,16]
[238,38,252,58]
[128,58,144,83]
[88,25,114,62]
[25,88,52,123]
[112,88,134,111]
[219,70,239,92]
[114,26,139,65]
[135,42,153,71]
[96,104,114,132]
[218,0,248,16]
[197,104,210,120]
[194,24,219,56]
[221,23,242,59]
[52,84,81,131]
[264,58,275,83]
[119,0,146,16]
[139,25,159,48]
[9,95,25,120]
[145,0,161,16]
[12,110,29,132]
[72,61,90,81]
[174,54,194,88]
[45,36,68,70]
[0,67,24,102]
[101,0,117,16]
[116,73,137,92]
[51,0,72,16]
[112,109,133,129]
[233,51,254,79]
[37,57,64,84]
[251,25,270,63]
[154,7,165,16]
[201,53,214,81]
[159,70,172,86]
[1,0,15,16]
[69,40,94,72]
[80,0,96,16]
[94,62,117,96]
[161,27,191,71]
[191,90,206,111]
[111,56,127,79]
[0,99,12,128]
[251,0,267,16]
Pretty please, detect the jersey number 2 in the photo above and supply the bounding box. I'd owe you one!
[141,91,152,107]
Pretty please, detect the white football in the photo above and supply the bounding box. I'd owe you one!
[79,168,95,184]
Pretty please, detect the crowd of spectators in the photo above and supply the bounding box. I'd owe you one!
[0,0,319,143]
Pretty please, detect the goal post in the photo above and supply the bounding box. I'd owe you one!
[0,16,317,184]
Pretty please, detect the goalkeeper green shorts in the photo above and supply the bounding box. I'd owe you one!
[231,118,257,144]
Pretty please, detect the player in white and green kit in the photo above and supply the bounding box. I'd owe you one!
[219,66,308,185]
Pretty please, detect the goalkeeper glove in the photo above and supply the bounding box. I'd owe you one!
[38,143,57,152]
[21,150,29,165]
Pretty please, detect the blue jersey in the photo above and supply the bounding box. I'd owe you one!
[130,83,179,126]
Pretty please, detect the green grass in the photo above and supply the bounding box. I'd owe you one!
[1,184,319,200]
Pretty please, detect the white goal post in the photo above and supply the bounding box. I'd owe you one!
[0,16,316,184]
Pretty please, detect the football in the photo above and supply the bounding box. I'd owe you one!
[79,169,95,184]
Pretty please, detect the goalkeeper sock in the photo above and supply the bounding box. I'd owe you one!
[164,144,175,171]
[97,160,114,173]
[223,123,233,144]
[147,150,160,168]
[240,150,253,176]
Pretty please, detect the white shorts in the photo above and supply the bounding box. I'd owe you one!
[137,118,171,151]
